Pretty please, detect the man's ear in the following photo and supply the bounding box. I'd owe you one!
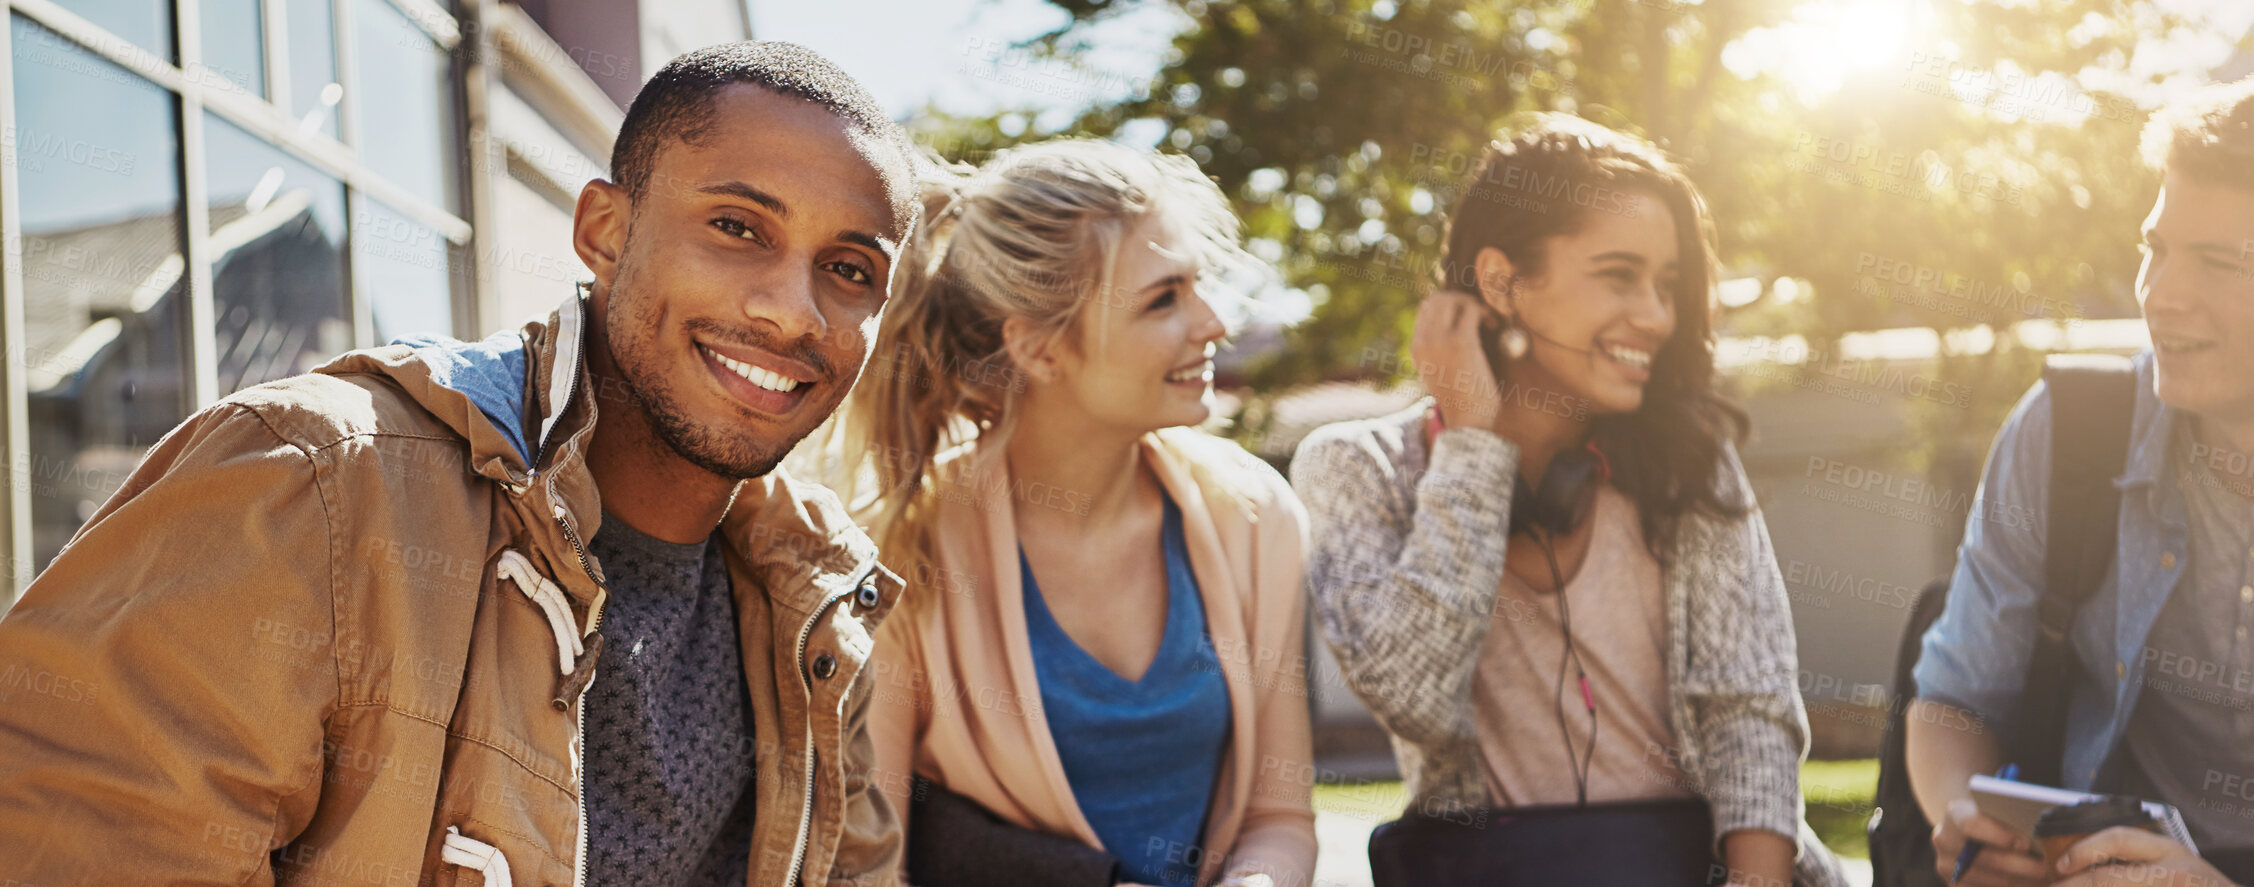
[1473,247,1519,319]
[1001,315,1061,385]
[573,179,632,294]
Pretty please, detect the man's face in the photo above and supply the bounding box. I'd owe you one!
[2138,171,2254,422]
[579,85,912,480]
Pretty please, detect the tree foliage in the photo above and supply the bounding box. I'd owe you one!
[922,0,2245,452]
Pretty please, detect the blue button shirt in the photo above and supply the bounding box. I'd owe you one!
[1023,494,1232,886]
[1916,350,2189,790]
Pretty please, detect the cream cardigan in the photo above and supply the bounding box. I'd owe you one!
[867,431,1319,886]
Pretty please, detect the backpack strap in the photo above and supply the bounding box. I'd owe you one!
[2012,353,2137,786]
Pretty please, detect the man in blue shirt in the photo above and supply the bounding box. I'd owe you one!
[1909,76,2254,887]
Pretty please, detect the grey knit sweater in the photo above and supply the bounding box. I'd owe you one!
[1290,400,1847,887]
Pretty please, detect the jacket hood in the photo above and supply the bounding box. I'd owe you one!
[387,328,534,467]
[311,295,593,486]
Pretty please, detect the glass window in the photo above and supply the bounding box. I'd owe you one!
[288,0,341,139]
[46,0,171,62]
[10,15,185,569]
[198,0,265,96]
[205,116,351,393]
[351,0,459,213]
[354,197,463,342]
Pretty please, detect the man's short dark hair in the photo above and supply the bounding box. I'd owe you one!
[611,41,914,204]
[2142,75,2254,191]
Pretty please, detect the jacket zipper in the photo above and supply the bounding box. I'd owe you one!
[780,567,875,887]
[549,499,605,887]
[569,648,597,887]
[519,291,603,887]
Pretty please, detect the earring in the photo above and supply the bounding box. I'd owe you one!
[1502,323,1529,360]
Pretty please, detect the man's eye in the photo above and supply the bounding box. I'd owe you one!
[1147,288,1178,311]
[713,218,765,244]
[829,261,872,285]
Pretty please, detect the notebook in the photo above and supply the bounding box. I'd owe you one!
[1969,775,2198,852]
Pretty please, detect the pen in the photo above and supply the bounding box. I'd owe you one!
[1952,764,2020,884]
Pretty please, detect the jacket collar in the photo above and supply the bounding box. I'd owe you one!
[318,289,886,608]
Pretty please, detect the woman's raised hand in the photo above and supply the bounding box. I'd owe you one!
[1411,289,1505,432]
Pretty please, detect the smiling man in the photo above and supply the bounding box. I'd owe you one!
[1908,76,2254,887]
[0,43,917,887]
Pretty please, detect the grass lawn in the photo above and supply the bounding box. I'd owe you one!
[1802,758,1879,860]
[1311,758,1881,861]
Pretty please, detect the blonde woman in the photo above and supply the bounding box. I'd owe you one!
[823,141,1316,887]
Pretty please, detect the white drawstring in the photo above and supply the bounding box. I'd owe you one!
[496,549,582,675]
[441,826,514,887]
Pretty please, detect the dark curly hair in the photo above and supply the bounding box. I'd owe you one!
[1438,112,1750,556]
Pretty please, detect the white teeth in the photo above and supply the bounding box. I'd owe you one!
[1603,345,1653,370]
[706,346,800,393]
[1166,361,1213,383]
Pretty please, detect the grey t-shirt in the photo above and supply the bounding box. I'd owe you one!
[2120,428,2254,850]
[582,514,756,885]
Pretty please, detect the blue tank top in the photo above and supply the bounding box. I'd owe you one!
[1021,494,1232,886]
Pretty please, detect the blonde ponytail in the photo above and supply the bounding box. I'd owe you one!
[822,139,1264,594]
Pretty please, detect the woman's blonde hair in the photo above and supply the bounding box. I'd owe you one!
[822,138,1261,585]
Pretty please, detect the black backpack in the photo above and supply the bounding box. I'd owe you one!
[1867,354,2137,887]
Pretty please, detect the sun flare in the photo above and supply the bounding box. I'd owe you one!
[1726,0,1920,103]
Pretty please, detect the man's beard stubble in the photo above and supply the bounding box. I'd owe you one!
[601,280,838,481]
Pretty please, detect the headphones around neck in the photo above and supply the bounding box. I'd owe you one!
[1506,437,1612,807]
[1509,441,1610,539]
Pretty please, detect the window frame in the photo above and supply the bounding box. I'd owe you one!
[0,0,479,605]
